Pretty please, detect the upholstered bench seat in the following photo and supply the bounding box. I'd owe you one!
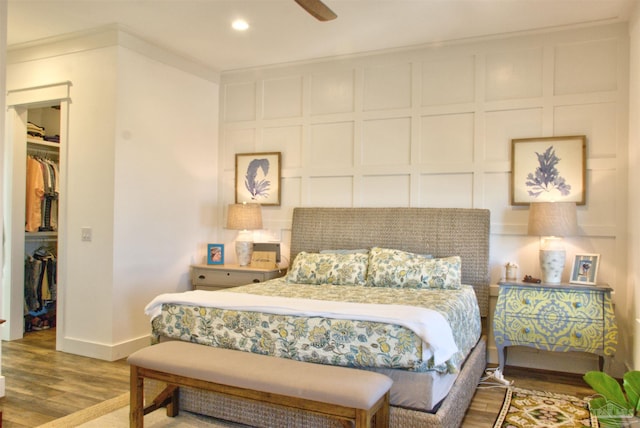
[128,341,392,427]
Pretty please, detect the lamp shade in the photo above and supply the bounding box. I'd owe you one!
[527,202,577,237]
[227,203,263,230]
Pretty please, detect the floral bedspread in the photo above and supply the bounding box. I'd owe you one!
[150,278,481,373]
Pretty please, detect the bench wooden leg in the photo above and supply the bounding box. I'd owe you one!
[146,384,179,417]
[374,392,390,428]
[130,365,144,428]
[353,391,389,428]
[166,386,179,417]
[355,409,370,428]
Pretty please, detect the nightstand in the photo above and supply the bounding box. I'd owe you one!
[191,264,287,291]
[493,280,617,372]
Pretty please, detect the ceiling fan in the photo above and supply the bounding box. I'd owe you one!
[294,0,337,21]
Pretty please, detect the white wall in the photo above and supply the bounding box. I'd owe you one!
[111,47,219,352]
[219,23,630,375]
[0,0,7,397]
[629,4,640,370]
[5,29,220,360]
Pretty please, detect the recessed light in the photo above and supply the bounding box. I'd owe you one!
[232,19,249,31]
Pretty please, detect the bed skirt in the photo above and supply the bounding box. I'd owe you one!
[143,337,486,428]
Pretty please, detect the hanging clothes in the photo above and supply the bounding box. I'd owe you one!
[24,255,42,312]
[24,248,56,311]
[25,155,59,232]
[25,156,44,232]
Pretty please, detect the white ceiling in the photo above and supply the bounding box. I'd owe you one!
[6,0,637,73]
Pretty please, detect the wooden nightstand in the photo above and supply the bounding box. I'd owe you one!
[191,264,287,291]
[493,280,617,372]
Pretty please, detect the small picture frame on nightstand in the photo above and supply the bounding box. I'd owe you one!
[207,244,224,265]
[570,253,600,285]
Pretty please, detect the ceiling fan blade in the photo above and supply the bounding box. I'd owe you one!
[294,0,337,21]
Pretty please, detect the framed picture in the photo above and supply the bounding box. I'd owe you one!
[235,152,281,206]
[511,135,586,206]
[570,253,600,285]
[207,244,224,265]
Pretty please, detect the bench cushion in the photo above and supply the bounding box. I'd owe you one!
[128,341,392,410]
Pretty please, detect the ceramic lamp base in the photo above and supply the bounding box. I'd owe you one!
[235,241,253,266]
[540,249,565,283]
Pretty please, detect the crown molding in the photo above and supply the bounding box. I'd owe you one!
[7,24,219,84]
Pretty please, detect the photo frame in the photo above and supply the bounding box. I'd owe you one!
[235,152,281,206]
[511,135,586,206]
[570,253,600,285]
[207,244,224,265]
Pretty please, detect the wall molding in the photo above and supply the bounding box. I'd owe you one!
[7,24,219,83]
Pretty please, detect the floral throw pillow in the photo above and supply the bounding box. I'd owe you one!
[287,251,369,286]
[366,247,461,289]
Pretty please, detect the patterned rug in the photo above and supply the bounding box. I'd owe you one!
[494,387,599,428]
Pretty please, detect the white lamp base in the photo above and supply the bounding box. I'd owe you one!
[235,241,253,266]
[540,249,565,283]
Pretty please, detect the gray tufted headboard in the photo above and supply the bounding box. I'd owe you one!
[290,207,491,316]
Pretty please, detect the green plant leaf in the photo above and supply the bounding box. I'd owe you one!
[584,371,629,408]
[623,371,640,412]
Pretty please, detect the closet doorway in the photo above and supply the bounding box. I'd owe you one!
[4,82,69,350]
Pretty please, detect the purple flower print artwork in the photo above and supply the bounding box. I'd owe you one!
[244,158,271,200]
[525,145,572,198]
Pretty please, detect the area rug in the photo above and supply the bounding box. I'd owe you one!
[36,392,250,427]
[493,387,599,428]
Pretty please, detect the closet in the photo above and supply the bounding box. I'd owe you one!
[4,82,69,345]
[23,106,60,333]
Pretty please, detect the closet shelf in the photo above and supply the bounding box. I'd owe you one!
[25,231,57,241]
[27,138,59,150]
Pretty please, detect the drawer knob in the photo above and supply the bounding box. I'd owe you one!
[575,302,583,308]
[575,332,583,338]
[253,279,260,283]
[524,327,531,334]
[198,275,206,280]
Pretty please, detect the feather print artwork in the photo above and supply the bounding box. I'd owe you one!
[244,158,271,200]
[525,145,572,198]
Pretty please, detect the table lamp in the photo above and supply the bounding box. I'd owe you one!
[527,201,577,283]
[226,203,263,266]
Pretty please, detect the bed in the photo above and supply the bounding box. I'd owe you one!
[145,207,490,427]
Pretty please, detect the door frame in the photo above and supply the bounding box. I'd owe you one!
[4,82,70,349]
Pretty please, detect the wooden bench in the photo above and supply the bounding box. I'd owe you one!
[127,341,393,428]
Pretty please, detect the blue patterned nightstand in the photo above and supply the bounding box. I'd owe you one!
[493,281,617,372]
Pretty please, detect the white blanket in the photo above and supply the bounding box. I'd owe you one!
[145,290,459,366]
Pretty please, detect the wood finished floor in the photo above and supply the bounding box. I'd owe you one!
[0,329,129,427]
[0,328,597,427]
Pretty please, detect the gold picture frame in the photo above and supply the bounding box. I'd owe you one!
[511,136,586,206]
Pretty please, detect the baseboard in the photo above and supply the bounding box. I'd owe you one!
[62,334,151,361]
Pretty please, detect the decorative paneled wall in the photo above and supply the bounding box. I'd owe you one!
[220,23,629,373]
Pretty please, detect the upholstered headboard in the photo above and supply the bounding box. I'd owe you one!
[290,207,491,316]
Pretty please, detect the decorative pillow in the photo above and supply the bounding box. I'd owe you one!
[287,251,369,286]
[366,247,461,289]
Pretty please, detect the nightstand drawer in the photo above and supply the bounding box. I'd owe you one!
[193,269,264,286]
[502,286,604,320]
[503,315,604,352]
[190,264,287,291]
